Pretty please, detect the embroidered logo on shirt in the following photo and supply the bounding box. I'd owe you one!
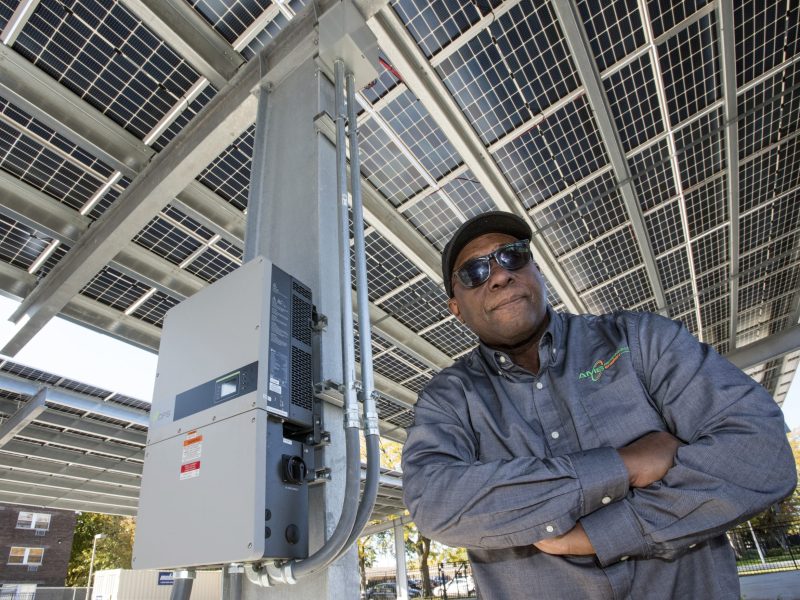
[578,346,630,381]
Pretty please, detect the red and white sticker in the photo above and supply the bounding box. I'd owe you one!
[180,461,201,480]
[181,432,203,463]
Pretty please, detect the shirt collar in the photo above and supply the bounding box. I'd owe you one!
[475,305,564,372]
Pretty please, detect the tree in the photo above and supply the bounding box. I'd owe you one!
[66,512,135,587]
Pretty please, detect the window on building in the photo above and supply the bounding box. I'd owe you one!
[7,547,44,566]
[15,512,51,531]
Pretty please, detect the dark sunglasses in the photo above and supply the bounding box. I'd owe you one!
[453,239,532,289]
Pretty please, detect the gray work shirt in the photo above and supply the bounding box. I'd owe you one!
[402,309,796,600]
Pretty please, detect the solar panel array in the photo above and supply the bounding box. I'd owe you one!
[0,0,797,519]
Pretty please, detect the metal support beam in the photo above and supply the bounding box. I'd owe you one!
[366,5,585,313]
[718,0,741,351]
[0,373,149,428]
[726,325,800,370]
[119,0,245,89]
[0,387,47,448]
[552,0,666,313]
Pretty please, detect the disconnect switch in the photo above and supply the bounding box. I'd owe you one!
[282,455,307,485]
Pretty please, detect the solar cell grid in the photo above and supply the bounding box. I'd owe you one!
[392,0,491,59]
[379,279,449,332]
[735,0,799,88]
[657,248,692,291]
[628,138,678,210]
[133,215,203,266]
[581,268,653,315]
[188,0,269,43]
[644,199,686,255]
[0,97,115,180]
[34,242,70,278]
[364,232,422,300]
[0,118,106,213]
[404,192,466,249]
[0,215,51,272]
[184,247,238,283]
[18,0,201,139]
[532,172,625,256]
[373,352,418,383]
[131,290,178,327]
[378,89,463,180]
[664,282,695,317]
[646,0,712,39]
[560,227,643,292]
[691,227,728,277]
[674,108,725,189]
[403,374,432,395]
[196,126,254,210]
[684,176,727,237]
[81,266,152,312]
[740,193,800,254]
[151,84,217,152]
[438,172,495,218]
[603,53,664,152]
[239,11,291,60]
[737,64,800,160]
[577,0,645,73]
[421,318,476,356]
[494,97,608,208]
[740,150,781,212]
[657,12,720,128]
[699,296,729,334]
[2,361,63,386]
[358,119,429,206]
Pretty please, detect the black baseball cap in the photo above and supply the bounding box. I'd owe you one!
[442,211,532,297]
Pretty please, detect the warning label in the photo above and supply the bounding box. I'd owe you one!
[180,461,201,480]
[182,432,203,463]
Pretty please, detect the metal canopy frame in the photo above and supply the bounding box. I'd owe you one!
[0,0,796,526]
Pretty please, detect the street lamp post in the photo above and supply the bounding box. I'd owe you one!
[85,533,107,600]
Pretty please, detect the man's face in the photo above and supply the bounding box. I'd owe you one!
[448,233,548,348]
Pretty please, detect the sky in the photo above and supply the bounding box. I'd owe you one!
[0,295,157,403]
[0,294,798,430]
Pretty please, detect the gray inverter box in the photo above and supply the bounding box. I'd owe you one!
[133,256,315,570]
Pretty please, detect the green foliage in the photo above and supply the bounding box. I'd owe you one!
[66,513,135,587]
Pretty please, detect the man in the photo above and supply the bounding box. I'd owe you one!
[401,211,796,599]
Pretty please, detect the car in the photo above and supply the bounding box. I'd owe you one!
[366,581,423,599]
[432,575,475,598]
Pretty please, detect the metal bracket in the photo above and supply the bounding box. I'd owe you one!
[309,467,332,485]
[311,305,328,332]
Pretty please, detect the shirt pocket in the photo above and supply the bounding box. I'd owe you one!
[579,373,667,448]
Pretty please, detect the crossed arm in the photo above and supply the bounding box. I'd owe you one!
[534,431,680,556]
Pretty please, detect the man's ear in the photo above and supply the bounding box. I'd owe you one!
[448,297,464,324]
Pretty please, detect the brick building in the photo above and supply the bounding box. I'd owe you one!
[0,504,77,597]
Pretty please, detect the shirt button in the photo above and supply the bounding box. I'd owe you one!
[499,356,506,364]
[601,496,611,505]
[620,556,629,561]
[551,431,559,439]
[689,543,697,549]
[545,525,554,533]
[536,382,543,390]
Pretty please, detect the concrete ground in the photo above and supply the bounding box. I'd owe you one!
[739,571,800,600]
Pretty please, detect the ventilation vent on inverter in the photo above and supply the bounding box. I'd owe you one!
[291,346,313,411]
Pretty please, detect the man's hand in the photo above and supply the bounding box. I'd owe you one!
[533,523,595,556]
[618,431,681,488]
